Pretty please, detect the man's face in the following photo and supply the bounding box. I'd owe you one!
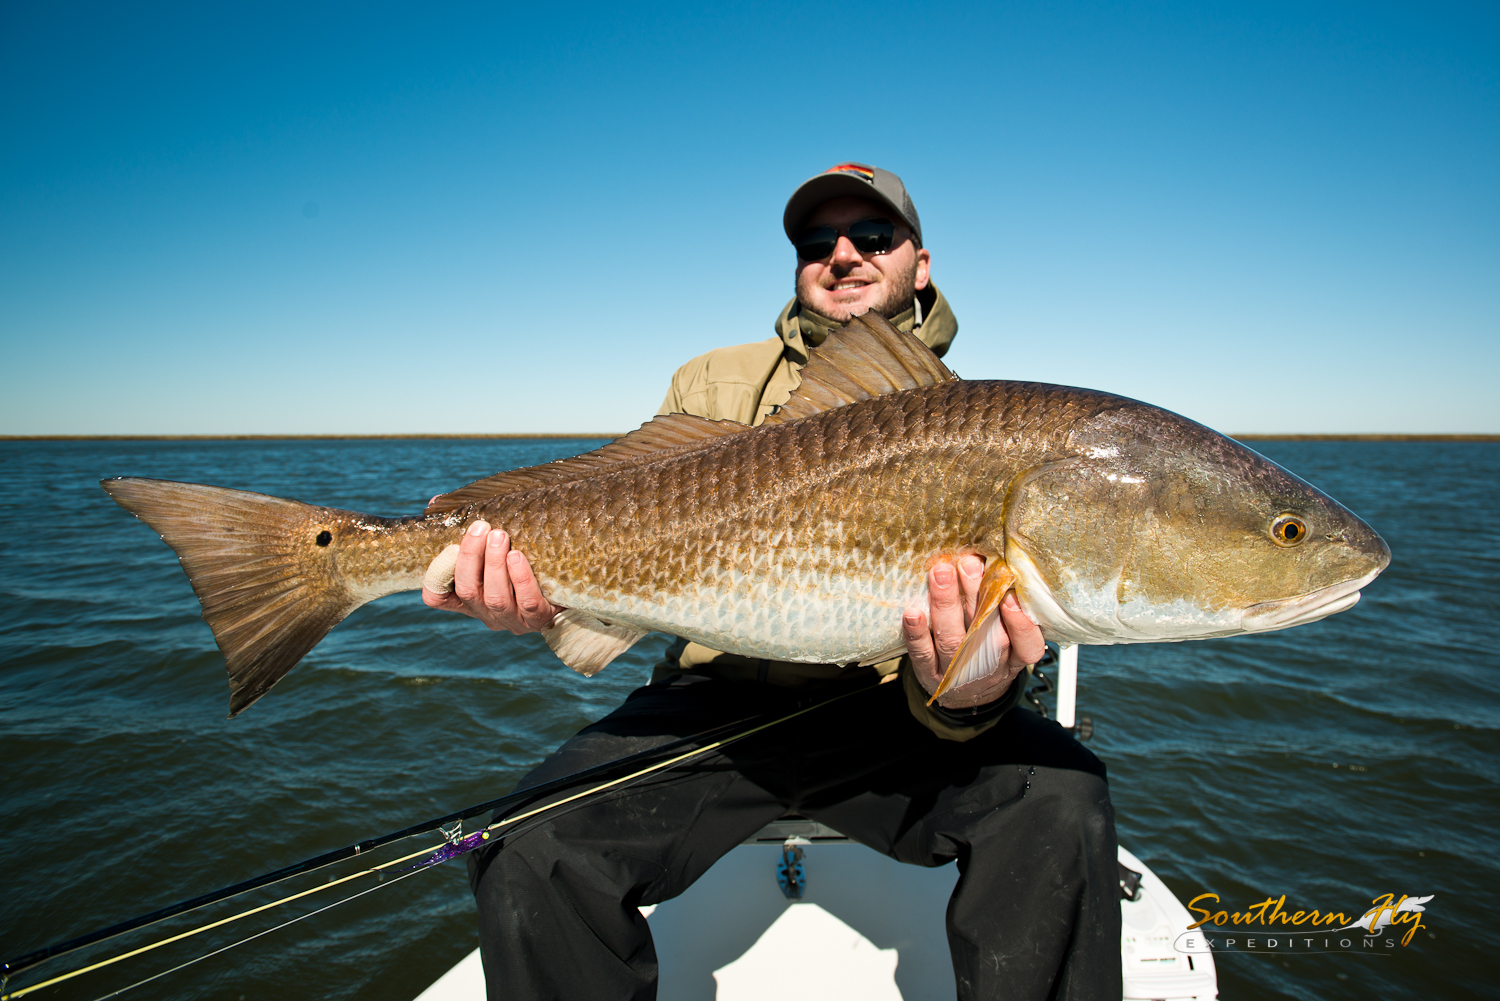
[793,196,931,322]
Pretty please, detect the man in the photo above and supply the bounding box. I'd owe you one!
[425,164,1120,999]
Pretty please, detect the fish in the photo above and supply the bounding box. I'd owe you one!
[102,312,1391,716]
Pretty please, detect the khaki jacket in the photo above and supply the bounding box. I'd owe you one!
[653,284,1024,740]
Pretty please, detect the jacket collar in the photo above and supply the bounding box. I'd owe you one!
[774,283,957,363]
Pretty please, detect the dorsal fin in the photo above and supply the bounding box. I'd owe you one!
[761,311,958,425]
[426,312,957,513]
[426,412,748,513]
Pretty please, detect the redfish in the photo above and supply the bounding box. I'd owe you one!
[103,314,1389,715]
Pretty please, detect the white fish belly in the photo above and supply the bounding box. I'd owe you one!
[545,555,928,664]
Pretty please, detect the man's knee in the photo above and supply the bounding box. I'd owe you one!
[467,824,556,899]
[942,761,1114,856]
[1031,765,1115,845]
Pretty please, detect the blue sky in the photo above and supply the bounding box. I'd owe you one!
[2,1,1495,435]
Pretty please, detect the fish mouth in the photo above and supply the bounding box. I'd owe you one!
[1241,567,1384,633]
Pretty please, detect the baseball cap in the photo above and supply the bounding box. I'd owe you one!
[783,163,923,247]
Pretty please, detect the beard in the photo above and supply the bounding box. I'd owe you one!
[794,254,920,323]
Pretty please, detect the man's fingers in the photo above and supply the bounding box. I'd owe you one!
[903,609,941,694]
[422,520,558,635]
[927,562,967,661]
[506,550,557,630]
[913,562,1040,711]
[957,554,984,625]
[452,521,490,604]
[1000,592,1045,668]
[482,530,519,617]
[938,671,1016,709]
[422,589,467,613]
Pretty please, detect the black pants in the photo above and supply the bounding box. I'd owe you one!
[468,673,1120,1001]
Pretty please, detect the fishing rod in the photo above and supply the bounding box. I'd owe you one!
[2,713,757,982]
[78,728,780,1001]
[2,682,875,997]
[85,864,433,1001]
[38,749,701,1001]
[82,729,737,1001]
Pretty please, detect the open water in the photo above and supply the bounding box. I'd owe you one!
[0,438,1495,1000]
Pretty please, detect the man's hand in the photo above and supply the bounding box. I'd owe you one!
[422,520,562,634]
[904,555,1046,709]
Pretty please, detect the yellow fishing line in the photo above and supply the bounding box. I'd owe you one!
[2,688,859,1000]
[2,842,440,999]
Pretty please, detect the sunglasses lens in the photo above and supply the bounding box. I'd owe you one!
[848,218,895,254]
[794,226,838,261]
[794,218,896,260]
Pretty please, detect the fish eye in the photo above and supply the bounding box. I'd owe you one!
[315,530,332,547]
[1270,515,1308,547]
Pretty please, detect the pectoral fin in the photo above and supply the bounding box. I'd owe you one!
[928,560,1017,704]
[541,609,648,676]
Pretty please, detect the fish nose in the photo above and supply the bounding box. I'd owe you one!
[1349,521,1392,574]
[1354,517,1393,571]
[1328,500,1391,573]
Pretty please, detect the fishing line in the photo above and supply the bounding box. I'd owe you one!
[92,755,723,1001]
[85,866,428,1001]
[2,839,447,999]
[2,713,760,982]
[7,748,694,1001]
[1,683,872,1000]
[88,737,735,1001]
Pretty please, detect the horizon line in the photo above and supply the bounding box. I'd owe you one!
[1,433,1497,443]
[0,433,628,441]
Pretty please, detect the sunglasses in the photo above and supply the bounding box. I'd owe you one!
[793,217,897,262]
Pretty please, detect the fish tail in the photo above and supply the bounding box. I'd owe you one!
[101,477,373,717]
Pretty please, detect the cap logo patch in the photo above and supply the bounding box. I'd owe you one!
[825,163,875,182]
